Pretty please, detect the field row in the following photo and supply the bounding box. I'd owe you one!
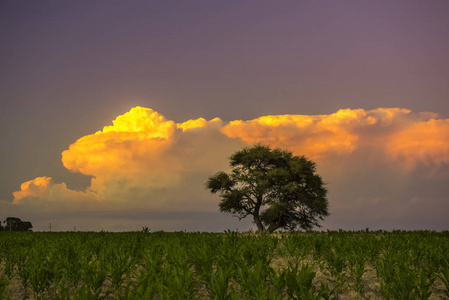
[1,230,448,299]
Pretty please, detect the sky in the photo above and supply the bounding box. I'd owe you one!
[1,1,448,232]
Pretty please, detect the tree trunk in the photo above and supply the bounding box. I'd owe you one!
[252,194,265,233]
[267,223,280,234]
[253,213,265,233]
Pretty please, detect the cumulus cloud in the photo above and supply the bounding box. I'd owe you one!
[13,107,244,211]
[12,177,99,210]
[222,108,447,166]
[10,106,449,231]
[386,118,449,167]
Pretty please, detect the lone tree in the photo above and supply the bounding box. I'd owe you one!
[206,145,329,233]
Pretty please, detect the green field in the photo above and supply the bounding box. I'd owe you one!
[1,230,448,299]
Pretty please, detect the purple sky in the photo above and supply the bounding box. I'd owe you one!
[1,1,448,231]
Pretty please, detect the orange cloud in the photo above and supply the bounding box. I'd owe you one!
[221,108,373,159]
[13,177,53,202]
[387,118,449,166]
[54,107,237,207]
[177,117,220,131]
[61,107,225,178]
[12,106,449,216]
[222,115,356,159]
[62,107,176,176]
[12,177,98,209]
[221,108,449,165]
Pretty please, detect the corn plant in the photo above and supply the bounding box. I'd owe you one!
[284,262,331,300]
[322,248,347,293]
[3,253,15,280]
[69,283,105,300]
[377,254,416,300]
[313,236,326,259]
[220,230,243,266]
[17,254,31,292]
[268,265,286,300]
[188,242,215,283]
[132,247,164,299]
[104,247,135,297]
[57,240,84,288]
[241,236,274,267]
[133,271,160,299]
[79,256,108,299]
[415,268,436,300]
[29,256,56,299]
[236,259,272,299]
[348,255,365,293]
[207,265,238,300]
[159,254,198,299]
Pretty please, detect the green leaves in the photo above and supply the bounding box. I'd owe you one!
[284,263,331,300]
[0,230,448,299]
[237,260,271,299]
[206,172,234,194]
[376,244,440,300]
[29,256,55,299]
[208,266,238,300]
[348,255,365,293]
[159,260,198,299]
[206,145,329,233]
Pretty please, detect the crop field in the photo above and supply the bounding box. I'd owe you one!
[0,230,448,299]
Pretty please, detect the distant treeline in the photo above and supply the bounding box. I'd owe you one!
[0,217,33,231]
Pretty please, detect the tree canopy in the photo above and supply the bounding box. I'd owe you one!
[0,217,33,231]
[206,145,329,233]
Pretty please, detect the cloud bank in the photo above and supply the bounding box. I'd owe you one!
[8,106,449,231]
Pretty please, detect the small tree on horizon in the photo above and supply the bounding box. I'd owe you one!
[3,217,33,231]
[206,145,329,233]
